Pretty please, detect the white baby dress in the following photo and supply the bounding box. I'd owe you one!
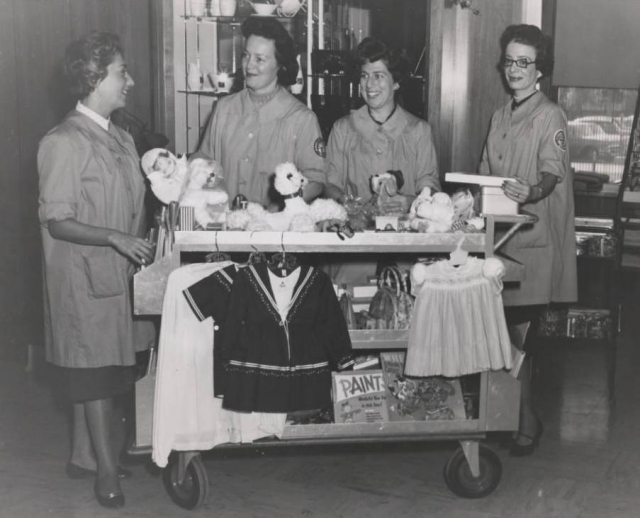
[404,257,512,377]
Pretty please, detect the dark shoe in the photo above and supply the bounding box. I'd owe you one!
[66,463,133,480]
[94,483,125,509]
[509,418,544,457]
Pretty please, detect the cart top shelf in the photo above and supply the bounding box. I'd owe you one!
[173,213,535,254]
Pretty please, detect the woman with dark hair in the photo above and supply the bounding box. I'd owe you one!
[37,31,154,508]
[324,36,440,284]
[479,24,577,456]
[196,17,324,206]
[325,36,440,213]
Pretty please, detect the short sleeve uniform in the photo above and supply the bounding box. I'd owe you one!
[325,104,440,202]
[198,88,326,206]
[37,111,147,368]
[479,92,577,306]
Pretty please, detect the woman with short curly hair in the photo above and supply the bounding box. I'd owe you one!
[38,31,154,508]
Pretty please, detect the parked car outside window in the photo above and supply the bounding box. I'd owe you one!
[567,117,625,162]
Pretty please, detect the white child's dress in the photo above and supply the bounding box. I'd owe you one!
[404,257,512,377]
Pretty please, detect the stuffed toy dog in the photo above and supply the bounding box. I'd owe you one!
[369,170,405,214]
[227,162,347,232]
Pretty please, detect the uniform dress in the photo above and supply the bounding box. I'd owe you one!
[479,91,577,307]
[324,104,441,285]
[326,104,440,202]
[197,87,326,206]
[38,110,148,395]
[220,263,355,413]
[183,264,239,397]
[404,257,513,378]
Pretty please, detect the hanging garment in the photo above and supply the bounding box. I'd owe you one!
[221,262,355,413]
[153,262,286,468]
[183,264,239,397]
[404,257,513,378]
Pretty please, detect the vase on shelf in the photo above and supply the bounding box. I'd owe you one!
[290,55,304,95]
[187,62,203,91]
[220,0,237,16]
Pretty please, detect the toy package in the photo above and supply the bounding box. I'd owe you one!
[332,370,388,423]
[380,352,465,422]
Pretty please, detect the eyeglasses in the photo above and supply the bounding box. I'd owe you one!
[501,58,537,69]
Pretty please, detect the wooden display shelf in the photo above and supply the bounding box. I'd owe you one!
[172,230,487,254]
[281,419,482,441]
[134,215,534,315]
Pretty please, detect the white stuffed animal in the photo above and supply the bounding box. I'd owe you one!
[179,158,229,229]
[141,148,189,204]
[227,162,347,232]
[408,187,455,233]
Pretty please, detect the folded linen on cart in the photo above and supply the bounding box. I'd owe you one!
[153,262,286,468]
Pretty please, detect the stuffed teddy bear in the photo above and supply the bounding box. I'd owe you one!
[226,162,347,232]
[179,157,229,229]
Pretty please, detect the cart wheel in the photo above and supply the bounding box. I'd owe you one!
[443,444,502,498]
[162,454,209,510]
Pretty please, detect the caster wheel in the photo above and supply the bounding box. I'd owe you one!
[162,454,209,510]
[443,443,502,498]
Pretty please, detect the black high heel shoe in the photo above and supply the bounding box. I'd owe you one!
[94,483,125,509]
[509,416,544,457]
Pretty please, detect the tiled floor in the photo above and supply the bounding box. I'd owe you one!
[1,273,639,518]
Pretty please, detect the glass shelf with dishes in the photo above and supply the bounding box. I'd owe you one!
[172,0,308,154]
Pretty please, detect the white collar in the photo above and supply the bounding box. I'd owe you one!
[76,101,110,131]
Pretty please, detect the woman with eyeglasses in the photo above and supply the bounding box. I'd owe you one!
[479,24,577,456]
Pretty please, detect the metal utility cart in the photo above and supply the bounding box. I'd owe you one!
[132,214,534,510]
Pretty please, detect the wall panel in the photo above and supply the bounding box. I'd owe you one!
[0,0,24,356]
[0,0,154,357]
[429,0,523,176]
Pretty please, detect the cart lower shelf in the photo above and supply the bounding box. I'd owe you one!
[160,438,504,510]
[131,369,519,509]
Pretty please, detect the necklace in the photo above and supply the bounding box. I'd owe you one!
[368,103,397,126]
[511,90,538,111]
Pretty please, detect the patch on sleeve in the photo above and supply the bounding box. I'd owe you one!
[314,137,326,158]
[554,129,567,151]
